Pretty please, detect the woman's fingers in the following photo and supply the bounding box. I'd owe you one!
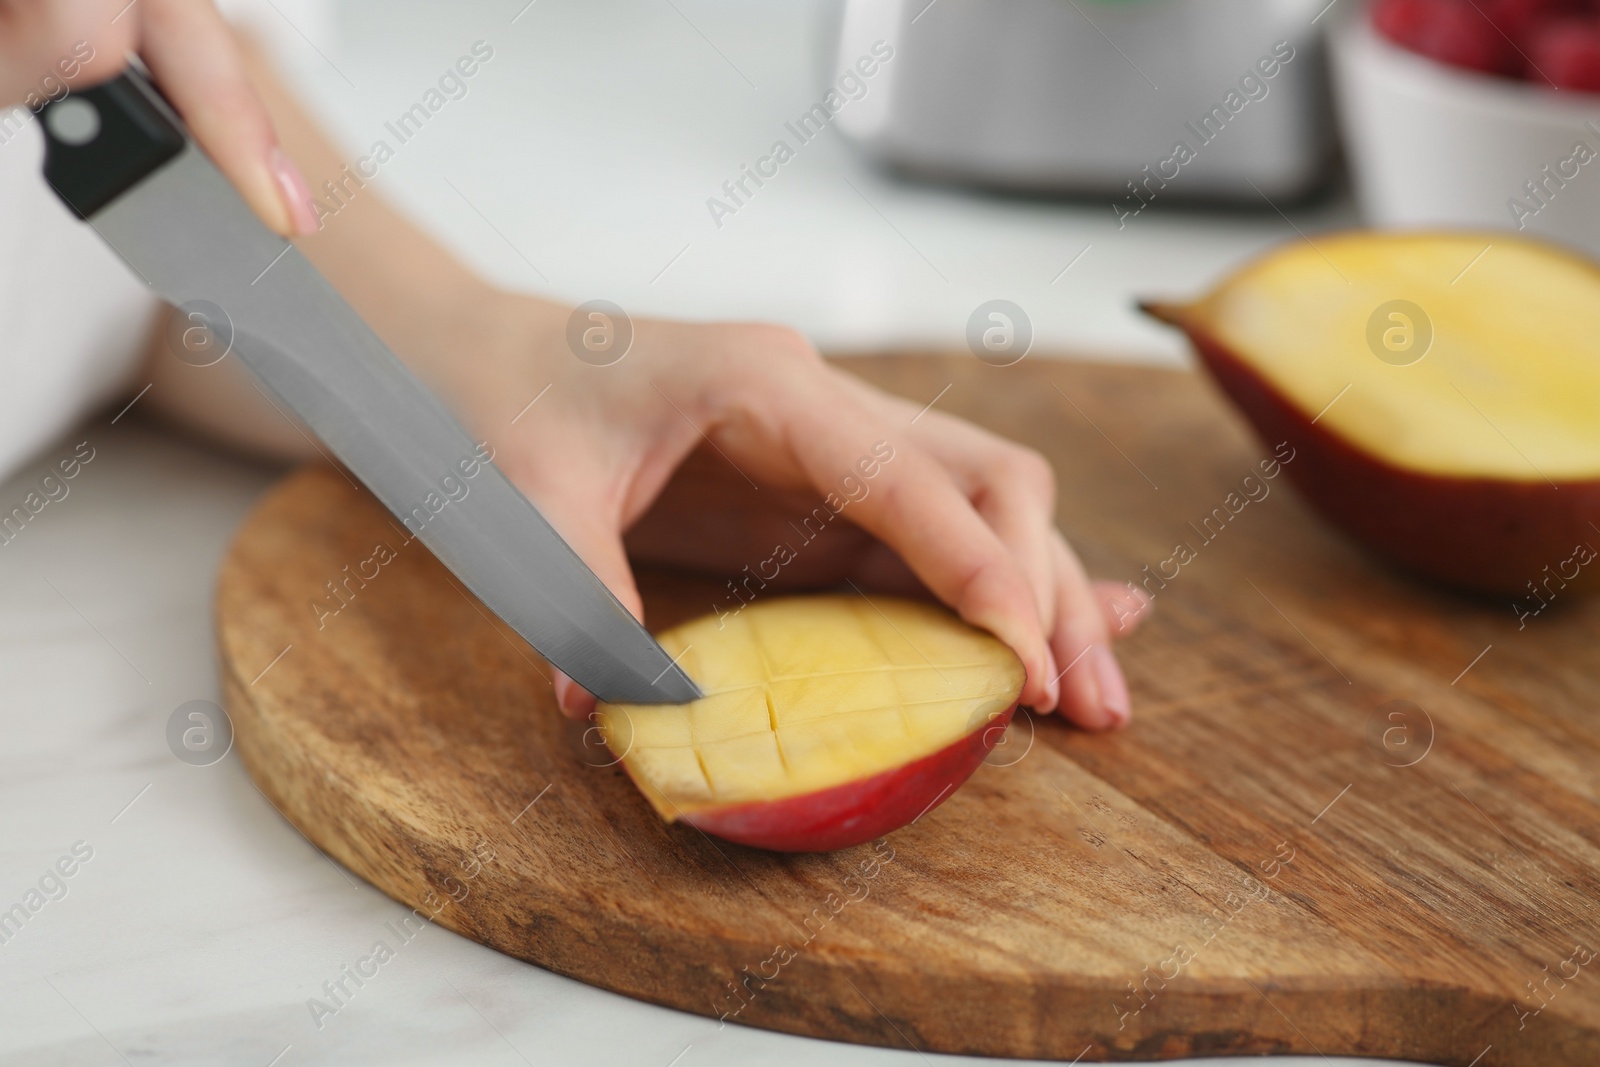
[769,379,1061,713]
[0,0,133,101]
[1094,579,1152,636]
[1049,533,1129,729]
[905,408,1060,636]
[848,376,1140,726]
[527,329,1151,732]
[138,0,317,236]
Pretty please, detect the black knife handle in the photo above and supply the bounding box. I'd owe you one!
[39,67,186,220]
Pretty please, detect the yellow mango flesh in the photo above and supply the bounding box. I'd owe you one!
[596,595,1024,819]
[1188,232,1600,481]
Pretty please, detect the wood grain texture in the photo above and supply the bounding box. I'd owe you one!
[218,355,1600,1064]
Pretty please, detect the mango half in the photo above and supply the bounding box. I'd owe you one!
[1144,231,1600,597]
[596,595,1024,853]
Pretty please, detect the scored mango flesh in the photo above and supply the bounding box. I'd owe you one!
[1187,232,1600,481]
[596,595,1024,819]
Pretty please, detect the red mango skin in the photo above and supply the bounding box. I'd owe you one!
[682,704,1017,853]
[1144,302,1600,598]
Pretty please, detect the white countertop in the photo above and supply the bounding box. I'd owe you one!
[0,2,1414,1064]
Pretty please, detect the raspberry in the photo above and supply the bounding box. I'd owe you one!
[1485,0,1581,43]
[1528,15,1600,89]
[1372,0,1517,74]
[1422,4,1519,72]
[1373,0,1443,48]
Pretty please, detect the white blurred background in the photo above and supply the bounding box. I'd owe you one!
[246,0,1356,362]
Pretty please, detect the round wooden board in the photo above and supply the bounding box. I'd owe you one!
[220,355,1600,1064]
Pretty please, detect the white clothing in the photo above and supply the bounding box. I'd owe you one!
[0,0,324,482]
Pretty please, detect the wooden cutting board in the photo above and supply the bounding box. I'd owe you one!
[218,355,1600,1064]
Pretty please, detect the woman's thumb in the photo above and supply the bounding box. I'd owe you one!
[528,492,645,719]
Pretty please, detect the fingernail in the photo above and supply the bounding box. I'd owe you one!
[269,147,320,236]
[1092,644,1131,727]
[553,670,576,715]
[553,670,597,719]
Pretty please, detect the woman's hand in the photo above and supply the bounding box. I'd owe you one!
[443,296,1150,731]
[0,0,316,235]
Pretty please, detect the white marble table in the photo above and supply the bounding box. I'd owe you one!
[0,1,1423,1063]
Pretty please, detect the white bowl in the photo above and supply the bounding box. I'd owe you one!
[1331,9,1600,257]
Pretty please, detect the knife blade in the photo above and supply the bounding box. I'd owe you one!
[36,68,701,705]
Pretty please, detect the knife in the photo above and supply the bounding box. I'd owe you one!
[36,65,701,705]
